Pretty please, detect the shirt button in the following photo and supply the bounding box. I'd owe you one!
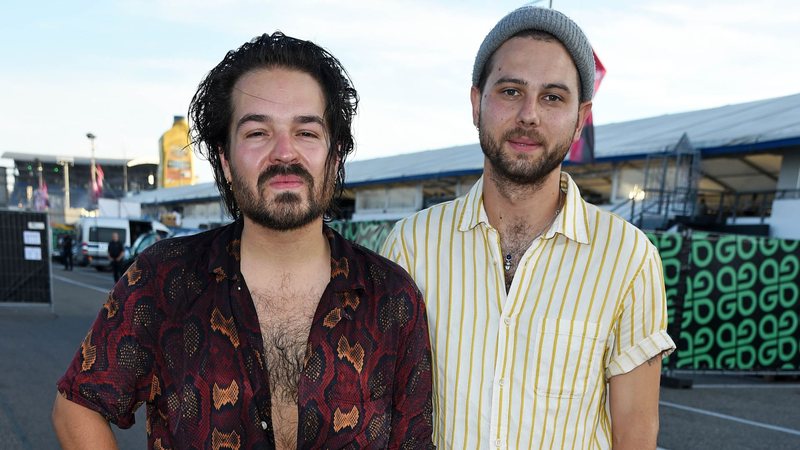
[498,379,504,387]
[495,439,502,447]
[261,420,268,430]
[503,317,510,326]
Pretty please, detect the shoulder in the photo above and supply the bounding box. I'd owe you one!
[391,197,465,239]
[332,230,421,299]
[130,224,236,296]
[357,242,418,287]
[584,202,659,261]
[140,224,232,262]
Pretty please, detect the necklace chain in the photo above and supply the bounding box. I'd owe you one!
[504,191,564,272]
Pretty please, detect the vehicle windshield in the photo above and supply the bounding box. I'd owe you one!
[131,232,159,257]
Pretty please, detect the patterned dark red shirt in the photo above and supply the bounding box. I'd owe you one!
[58,220,433,449]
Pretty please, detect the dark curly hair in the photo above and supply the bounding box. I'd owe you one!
[188,32,359,219]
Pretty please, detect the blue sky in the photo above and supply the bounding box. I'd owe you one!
[2,0,798,183]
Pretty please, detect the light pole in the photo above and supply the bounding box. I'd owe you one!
[58,157,74,212]
[86,133,96,204]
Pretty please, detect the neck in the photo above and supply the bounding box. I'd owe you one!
[483,166,564,233]
[240,216,329,269]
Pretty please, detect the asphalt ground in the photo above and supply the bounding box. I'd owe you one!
[0,264,798,449]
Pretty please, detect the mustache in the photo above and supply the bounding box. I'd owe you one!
[501,127,547,143]
[257,163,314,188]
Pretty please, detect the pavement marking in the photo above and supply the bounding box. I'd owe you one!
[660,400,800,436]
[692,384,800,389]
[52,274,111,294]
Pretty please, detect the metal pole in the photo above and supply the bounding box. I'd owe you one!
[36,159,43,191]
[61,160,71,210]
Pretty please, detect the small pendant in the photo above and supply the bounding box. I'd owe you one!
[504,253,512,271]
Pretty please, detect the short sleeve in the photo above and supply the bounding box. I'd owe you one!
[605,243,676,378]
[56,254,161,428]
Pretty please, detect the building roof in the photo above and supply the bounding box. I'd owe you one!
[346,143,485,187]
[0,152,153,167]
[345,92,800,186]
[596,92,800,159]
[126,181,220,204]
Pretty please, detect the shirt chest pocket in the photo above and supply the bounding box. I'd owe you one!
[533,318,606,399]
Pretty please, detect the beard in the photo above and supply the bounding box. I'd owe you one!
[479,115,577,190]
[230,162,334,231]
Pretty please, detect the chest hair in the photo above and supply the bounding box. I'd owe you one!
[250,275,327,449]
[500,218,536,290]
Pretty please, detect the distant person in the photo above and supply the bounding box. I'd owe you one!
[61,234,73,271]
[697,195,710,216]
[52,32,433,449]
[381,6,675,449]
[106,232,124,282]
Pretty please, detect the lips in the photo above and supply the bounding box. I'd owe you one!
[267,174,304,189]
[256,163,314,192]
[507,138,543,152]
[504,128,545,152]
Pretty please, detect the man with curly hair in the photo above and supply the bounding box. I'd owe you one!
[54,32,433,449]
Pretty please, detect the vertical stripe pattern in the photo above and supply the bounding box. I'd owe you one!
[381,173,675,450]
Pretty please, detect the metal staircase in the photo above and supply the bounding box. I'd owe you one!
[634,133,702,230]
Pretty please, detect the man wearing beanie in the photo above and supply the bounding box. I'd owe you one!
[382,6,675,450]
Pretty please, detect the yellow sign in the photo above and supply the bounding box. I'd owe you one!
[159,116,194,188]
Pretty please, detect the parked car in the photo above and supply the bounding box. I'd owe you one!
[120,230,161,271]
[120,227,202,271]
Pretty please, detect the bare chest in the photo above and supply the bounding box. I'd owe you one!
[248,276,328,449]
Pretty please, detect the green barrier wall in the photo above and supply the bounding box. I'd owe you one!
[329,220,396,253]
[649,232,799,372]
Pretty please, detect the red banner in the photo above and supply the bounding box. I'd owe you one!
[567,51,606,163]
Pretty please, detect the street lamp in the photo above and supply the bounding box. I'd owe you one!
[86,132,96,204]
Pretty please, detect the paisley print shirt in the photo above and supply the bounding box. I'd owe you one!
[58,220,433,449]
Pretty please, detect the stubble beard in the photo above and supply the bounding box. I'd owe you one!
[479,113,577,193]
[231,163,334,231]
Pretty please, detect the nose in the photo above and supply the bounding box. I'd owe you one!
[517,97,540,127]
[268,131,299,164]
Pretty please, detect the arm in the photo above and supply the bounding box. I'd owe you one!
[605,242,675,450]
[52,393,119,450]
[609,355,663,450]
[388,287,434,449]
[56,251,160,431]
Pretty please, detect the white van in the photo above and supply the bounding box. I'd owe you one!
[74,218,170,270]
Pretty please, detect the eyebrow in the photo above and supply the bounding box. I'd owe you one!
[494,77,528,86]
[494,77,572,94]
[235,113,326,131]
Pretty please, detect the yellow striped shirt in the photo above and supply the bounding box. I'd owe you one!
[381,173,675,450]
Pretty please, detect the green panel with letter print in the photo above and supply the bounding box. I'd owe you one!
[649,231,799,371]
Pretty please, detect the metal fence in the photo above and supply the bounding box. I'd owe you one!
[0,210,52,305]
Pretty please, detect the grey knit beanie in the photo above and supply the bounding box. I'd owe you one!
[472,6,595,102]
